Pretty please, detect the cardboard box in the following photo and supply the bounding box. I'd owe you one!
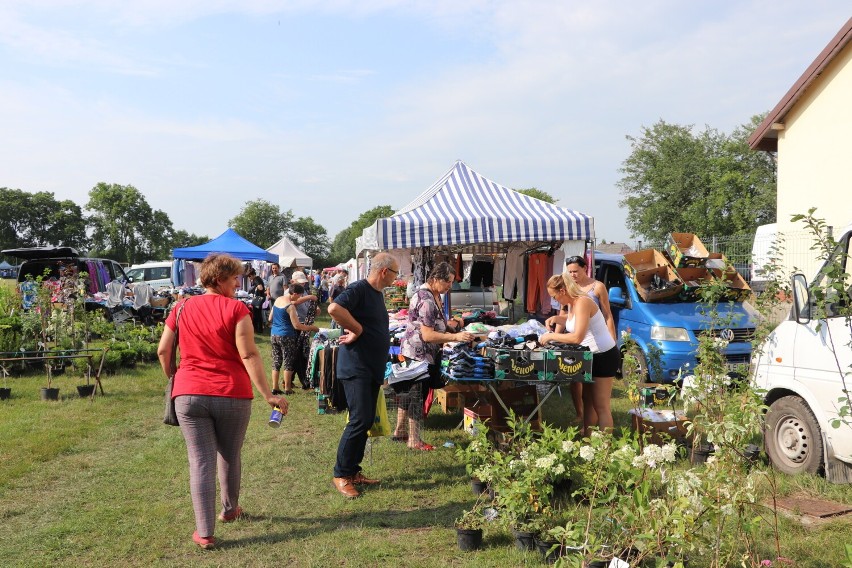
[674,266,713,300]
[634,265,683,302]
[629,382,674,409]
[710,267,752,302]
[629,408,689,446]
[150,296,170,308]
[541,349,594,382]
[486,347,546,380]
[623,249,671,281]
[667,232,710,268]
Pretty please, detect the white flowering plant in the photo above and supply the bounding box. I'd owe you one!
[476,413,581,533]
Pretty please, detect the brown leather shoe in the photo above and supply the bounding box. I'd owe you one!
[332,476,360,498]
[352,472,381,485]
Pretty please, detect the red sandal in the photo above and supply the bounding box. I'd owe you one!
[408,441,434,451]
[218,506,243,523]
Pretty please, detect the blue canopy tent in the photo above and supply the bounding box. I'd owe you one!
[356,160,594,254]
[172,229,278,262]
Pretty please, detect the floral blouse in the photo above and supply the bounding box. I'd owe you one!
[400,286,448,365]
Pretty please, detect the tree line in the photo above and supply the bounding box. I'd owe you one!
[2,114,776,267]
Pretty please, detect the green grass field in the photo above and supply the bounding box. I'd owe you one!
[0,306,850,566]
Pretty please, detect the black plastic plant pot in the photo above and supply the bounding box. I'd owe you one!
[0,387,10,400]
[456,528,483,551]
[511,529,536,551]
[470,478,487,495]
[77,385,95,398]
[40,387,59,401]
[535,538,562,564]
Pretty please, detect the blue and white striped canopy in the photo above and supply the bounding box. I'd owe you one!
[372,161,594,250]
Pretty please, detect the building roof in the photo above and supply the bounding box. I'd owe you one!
[749,17,852,152]
[597,242,634,254]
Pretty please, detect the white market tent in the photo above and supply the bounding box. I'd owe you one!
[266,236,313,268]
[356,160,594,255]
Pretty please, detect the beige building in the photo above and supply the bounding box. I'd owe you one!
[749,17,852,279]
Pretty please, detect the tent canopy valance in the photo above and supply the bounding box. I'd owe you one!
[356,160,594,255]
[172,228,278,262]
[266,236,313,268]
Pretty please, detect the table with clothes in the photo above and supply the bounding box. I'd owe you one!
[440,320,593,430]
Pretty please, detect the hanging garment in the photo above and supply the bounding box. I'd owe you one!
[525,252,551,314]
[502,245,526,301]
[469,260,494,287]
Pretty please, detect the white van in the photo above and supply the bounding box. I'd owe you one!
[750,222,778,294]
[126,261,173,290]
[752,222,852,483]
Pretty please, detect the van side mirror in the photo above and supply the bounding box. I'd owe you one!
[791,273,810,324]
[609,287,626,307]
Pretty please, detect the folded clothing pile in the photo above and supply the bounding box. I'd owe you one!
[446,350,495,380]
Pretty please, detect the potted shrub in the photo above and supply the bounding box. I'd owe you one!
[0,365,10,400]
[454,505,485,552]
[40,363,59,401]
[76,365,94,398]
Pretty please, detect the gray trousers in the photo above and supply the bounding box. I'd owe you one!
[176,395,252,537]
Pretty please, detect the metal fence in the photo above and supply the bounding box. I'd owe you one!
[637,230,819,284]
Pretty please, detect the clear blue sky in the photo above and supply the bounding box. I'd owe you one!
[0,1,848,246]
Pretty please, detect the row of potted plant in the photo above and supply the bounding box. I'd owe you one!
[453,312,778,566]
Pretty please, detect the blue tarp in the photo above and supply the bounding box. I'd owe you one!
[172,228,277,262]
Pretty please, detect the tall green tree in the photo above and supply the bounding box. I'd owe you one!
[228,199,293,249]
[170,230,209,249]
[290,216,331,267]
[617,115,776,242]
[0,188,88,252]
[515,187,557,203]
[329,205,395,265]
[86,182,174,264]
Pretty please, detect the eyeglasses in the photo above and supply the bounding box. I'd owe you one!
[386,267,399,275]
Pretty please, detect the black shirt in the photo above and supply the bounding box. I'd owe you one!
[333,279,389,382]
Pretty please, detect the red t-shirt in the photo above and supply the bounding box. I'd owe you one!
[166,294,253,399]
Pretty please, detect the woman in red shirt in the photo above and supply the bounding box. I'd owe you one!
[157,253,288,550]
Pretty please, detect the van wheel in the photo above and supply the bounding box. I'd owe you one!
[619,348,648,381]
[764,396,824,476]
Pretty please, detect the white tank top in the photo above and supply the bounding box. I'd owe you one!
[564,305,616,353]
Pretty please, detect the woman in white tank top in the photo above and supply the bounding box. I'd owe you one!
[540,274,619,436]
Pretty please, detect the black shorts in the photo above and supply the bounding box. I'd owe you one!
[592,346,620,378]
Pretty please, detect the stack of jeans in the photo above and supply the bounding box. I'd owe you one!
[446,350,495,380]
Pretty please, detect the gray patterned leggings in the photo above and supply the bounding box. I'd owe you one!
[175,395,252,537]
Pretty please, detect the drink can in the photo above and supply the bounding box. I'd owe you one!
[269,406,284,428]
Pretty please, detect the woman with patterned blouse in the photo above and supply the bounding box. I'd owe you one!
[397,262,473,450]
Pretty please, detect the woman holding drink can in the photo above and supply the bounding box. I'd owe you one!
[157,253,288,550]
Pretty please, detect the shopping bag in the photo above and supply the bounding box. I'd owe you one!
[346,388,390,437]
[369,389,391,437]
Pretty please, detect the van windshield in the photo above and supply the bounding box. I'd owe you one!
[125,268,144,282]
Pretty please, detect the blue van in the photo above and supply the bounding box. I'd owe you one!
[594,252,757,383]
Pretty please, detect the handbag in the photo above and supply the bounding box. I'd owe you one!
[163,300,189,426]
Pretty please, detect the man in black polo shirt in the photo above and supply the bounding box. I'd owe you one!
[328,252,397,498]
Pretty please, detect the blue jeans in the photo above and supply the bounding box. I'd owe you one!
[333,375,380,478]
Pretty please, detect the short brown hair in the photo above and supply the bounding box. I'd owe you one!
[199,253,243,288]
[427,261,455,283]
